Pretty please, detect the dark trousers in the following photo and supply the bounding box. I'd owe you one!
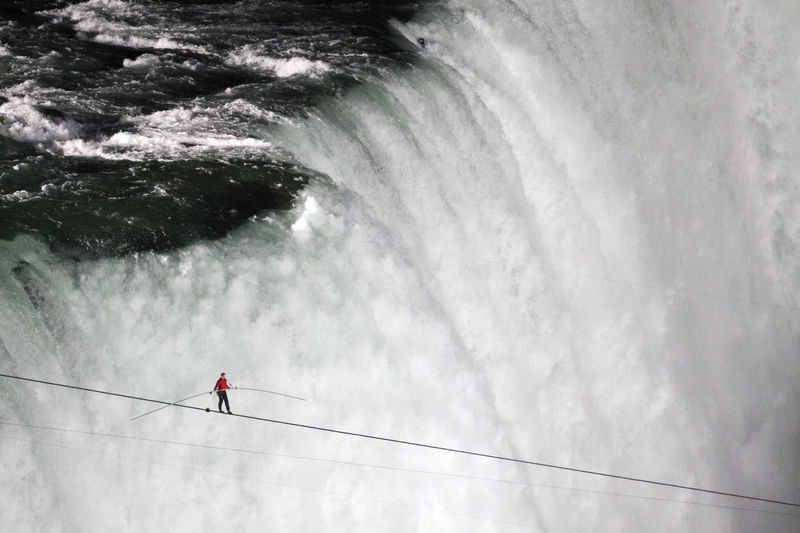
[217,391,230,412]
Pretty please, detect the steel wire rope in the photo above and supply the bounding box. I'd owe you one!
[2,421,798,518]
[2,372,799,510]
[0,433,568,533]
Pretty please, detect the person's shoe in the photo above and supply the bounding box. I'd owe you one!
[218,408,224,413]
[227,411,233,414]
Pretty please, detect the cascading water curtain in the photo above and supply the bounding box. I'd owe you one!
[1,1,799,532]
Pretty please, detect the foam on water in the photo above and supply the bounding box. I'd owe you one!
[121,53,163,69]
[60,115,276,161]
[0,97,83,147]
[50,0,211,54]
[0,93,278,161]
[227,46,333,78]
[1,0,800,532]
[89,32,210,54]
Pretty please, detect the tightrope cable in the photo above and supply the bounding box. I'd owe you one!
[0,433,568,532]
[2,372,798,510]
[2,421,798,518]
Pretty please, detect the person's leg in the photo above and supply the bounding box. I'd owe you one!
[223,392,231,413]
[218,392,224,412]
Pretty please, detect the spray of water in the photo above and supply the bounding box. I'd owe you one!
[1,0,799,531]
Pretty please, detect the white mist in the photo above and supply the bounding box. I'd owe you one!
[1,1,799,532]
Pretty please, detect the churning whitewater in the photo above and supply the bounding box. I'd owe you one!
[2,0,800,532]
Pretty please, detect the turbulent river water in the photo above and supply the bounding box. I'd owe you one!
[1,1,799,531]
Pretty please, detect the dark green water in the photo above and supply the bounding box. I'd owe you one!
[0,0,422,255]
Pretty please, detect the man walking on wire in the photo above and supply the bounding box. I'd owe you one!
[212,372,234,414]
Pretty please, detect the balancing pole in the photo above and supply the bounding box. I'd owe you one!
[131,386,306,421]
[235,387,306,402]
[130,391,213,421]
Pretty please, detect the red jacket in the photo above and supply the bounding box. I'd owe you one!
[214,378,231,392]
